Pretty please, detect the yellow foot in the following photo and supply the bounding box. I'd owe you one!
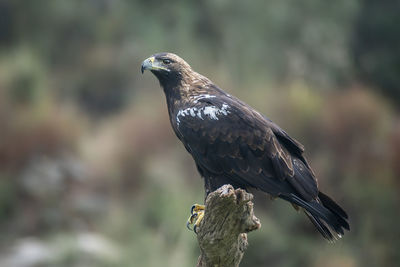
[186,204,205,233]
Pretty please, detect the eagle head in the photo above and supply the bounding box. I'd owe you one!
[141,53,193,88]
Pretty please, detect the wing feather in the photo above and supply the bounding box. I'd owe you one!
[176,94,318,200]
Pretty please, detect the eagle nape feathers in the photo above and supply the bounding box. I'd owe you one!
[141,52,349,241]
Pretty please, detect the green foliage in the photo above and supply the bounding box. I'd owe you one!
[352,0,400,105]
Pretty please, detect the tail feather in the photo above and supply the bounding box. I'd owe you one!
[304,210,333,240]
[280,192,349,241]
[318,191,348,219]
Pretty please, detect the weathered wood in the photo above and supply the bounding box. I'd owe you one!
[196,184,261,267]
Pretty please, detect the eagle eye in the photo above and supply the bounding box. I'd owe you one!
[162,59,172,65]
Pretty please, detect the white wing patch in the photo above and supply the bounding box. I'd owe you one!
[203,103,230,120]
[176,103,230,126]
[192,94,216,103]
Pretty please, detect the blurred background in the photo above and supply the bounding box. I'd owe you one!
[0,0,399,266]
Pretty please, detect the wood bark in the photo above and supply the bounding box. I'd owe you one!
[196,184,261,267]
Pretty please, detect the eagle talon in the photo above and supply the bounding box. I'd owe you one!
[186,204,205,233]
[187,213,198,230]
[186,220,192,231]
[191,204,205,214]
[190,205,196,215]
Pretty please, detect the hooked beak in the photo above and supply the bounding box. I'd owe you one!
[141,56,155,74]
[141,56,170,74]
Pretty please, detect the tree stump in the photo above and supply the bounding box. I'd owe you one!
[195,184,261,267]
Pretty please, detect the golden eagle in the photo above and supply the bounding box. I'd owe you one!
[141,52,349,241]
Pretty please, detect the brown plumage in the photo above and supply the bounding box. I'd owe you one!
[141,52,349,241]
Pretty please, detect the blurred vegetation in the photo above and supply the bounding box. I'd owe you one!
[352,0,400,105]
[0,0,399,266]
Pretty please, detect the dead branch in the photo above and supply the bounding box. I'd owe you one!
[196,184,261,267]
